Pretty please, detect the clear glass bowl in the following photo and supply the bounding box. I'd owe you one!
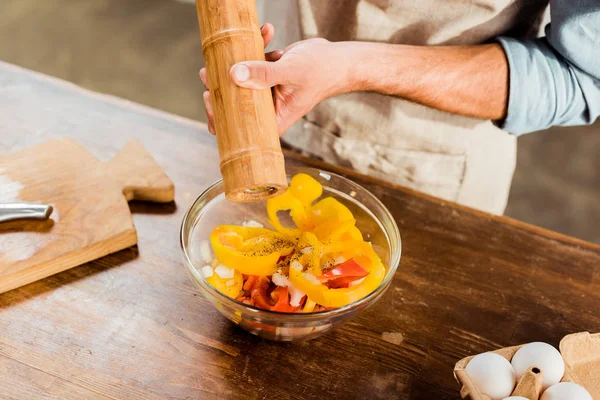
[180,166,401,341]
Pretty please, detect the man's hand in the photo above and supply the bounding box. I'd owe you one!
[200,24,352,135]
[201,23,510,135]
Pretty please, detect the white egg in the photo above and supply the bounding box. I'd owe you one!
[503,397,529,400]
[511,342,565,389]
[466,352,516,400]
[540,382,592,400]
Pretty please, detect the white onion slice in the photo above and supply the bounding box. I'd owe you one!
[272,272,290,287]
[201,265,214,279]
[291,261,304,271]
[300,246,313,255]
[215,265,235,279]
[289,286,306,307]
[200,240,213,263]
[243,220,264,228]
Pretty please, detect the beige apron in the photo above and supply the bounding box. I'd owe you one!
[257,0,548,215]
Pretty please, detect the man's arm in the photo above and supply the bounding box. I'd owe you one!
[203,39,510,135]
[346,43,510,121]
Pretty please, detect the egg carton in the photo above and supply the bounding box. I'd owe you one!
[454,332,600,399]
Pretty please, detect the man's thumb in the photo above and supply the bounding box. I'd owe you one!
[230,61,287,90]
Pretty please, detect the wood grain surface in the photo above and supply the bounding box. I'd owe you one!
[0,61,599,400]
[0,138,174,294]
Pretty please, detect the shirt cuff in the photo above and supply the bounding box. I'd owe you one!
[495,37,560,136]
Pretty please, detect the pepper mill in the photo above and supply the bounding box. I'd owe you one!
[196,0,288,202]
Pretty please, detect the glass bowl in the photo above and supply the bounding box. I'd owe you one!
[180,166,401,342]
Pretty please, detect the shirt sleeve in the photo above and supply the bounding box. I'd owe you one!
[495,0,600,136]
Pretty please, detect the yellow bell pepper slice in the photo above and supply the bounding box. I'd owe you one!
[210,226,295,276]
[266,190,307,235]
[340,225,363,241]
[303,299,317,313]
[206,269,243,298]
[312,219,357,243]
[216,226,275,250]
[322,240,371,259]
[289,260,385,308]
[309,197,355,227]
[289,173,323,207]
[296,232,323,274]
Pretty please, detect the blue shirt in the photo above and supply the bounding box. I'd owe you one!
[496,0,600,135]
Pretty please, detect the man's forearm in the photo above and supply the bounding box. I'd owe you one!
[341,42,510,121]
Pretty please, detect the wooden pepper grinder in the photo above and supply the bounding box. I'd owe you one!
[196,0,288,202]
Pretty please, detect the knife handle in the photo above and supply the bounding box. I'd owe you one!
[0,204,54,223]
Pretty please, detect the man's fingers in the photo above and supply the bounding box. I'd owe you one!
[230,61,290,90]
[261,23,275,48]
[265,49,285,62]
[265,38,307,62]
[199,68,209,90]
[203,91,213,118]
[203,91,216,135]
[282,40,305,54]
[264,40,305,62]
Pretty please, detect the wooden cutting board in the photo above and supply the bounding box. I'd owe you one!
[0,138,175,294]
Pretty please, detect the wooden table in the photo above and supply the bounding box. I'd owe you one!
[0,61,599,400]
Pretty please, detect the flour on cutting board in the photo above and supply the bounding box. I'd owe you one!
[0,233,39,263]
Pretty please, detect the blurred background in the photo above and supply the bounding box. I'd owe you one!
[1,0,597,243]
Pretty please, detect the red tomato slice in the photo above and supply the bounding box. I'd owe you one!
[271,287,292,312]
[251,289,271,309]
[247,276,272,309]
[318,259,369,289]
[318,259,369,281]
[251,286,272,309]
[270,287,300,313]
[243,275,260,291]
[250,285,301,312]
[244,275,270,296]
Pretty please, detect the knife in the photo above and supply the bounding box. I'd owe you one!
[0,203,54,223]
